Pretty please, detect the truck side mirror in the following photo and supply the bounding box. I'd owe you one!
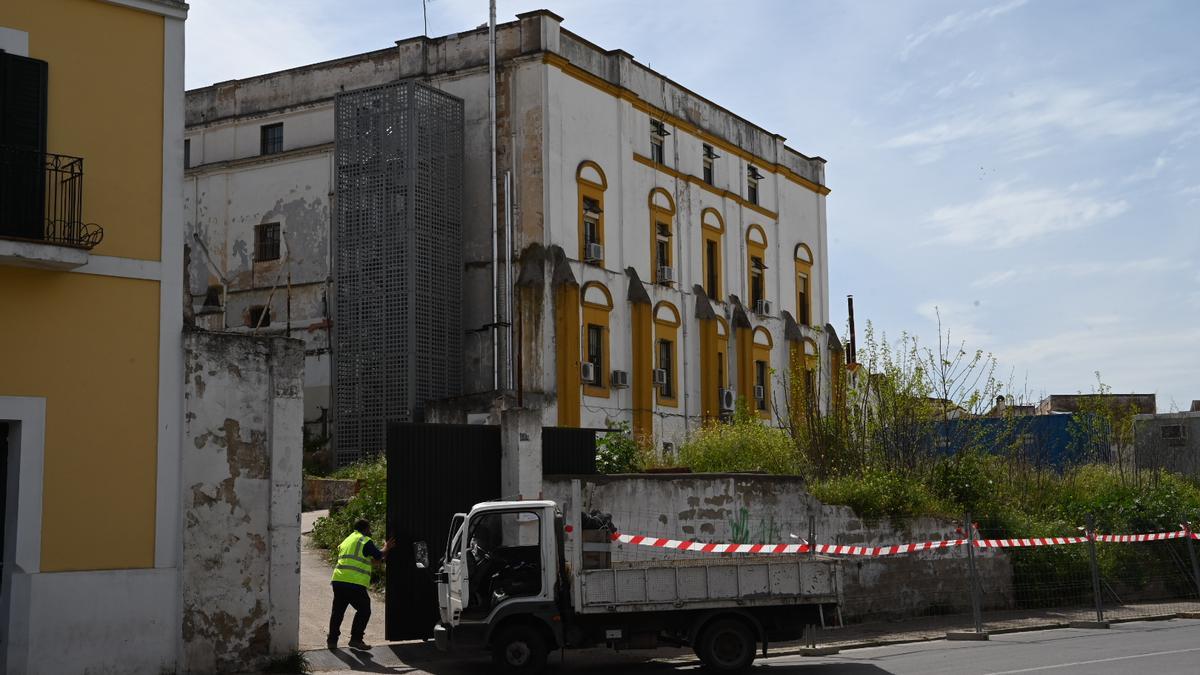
[414,541,430,569]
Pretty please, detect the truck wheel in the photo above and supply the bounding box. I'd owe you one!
[696,618,756,672]
[491,624,548,674]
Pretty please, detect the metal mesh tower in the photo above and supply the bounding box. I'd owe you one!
[332,81,464,466]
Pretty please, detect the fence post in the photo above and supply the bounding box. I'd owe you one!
[1184,520,1200,599]
[966,512,984,634]
[1086,514,1106,626]
[949,512,989,640]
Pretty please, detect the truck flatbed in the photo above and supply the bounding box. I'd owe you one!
[577,554,841,614]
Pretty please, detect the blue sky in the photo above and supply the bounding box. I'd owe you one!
[186,1,1200,411]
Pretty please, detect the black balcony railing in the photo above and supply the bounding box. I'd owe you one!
[0,146,103,250]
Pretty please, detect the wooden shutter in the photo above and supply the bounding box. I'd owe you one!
[1,51,49,239]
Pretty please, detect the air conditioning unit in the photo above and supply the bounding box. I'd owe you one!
[610,370,630,388]
[754,385,766,401]
[580,362,595,383]
[652,368,668,385]
[657,266,674,284]
[754,299,772,315]
[584,242,603,262]
[719,388,735,412]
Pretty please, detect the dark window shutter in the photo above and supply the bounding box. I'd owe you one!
[0,51,49,239]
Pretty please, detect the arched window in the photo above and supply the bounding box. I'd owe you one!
[649,188,676,285]
[751,327,773,417]
[577,161,607,265]
[716,317,730,392]
[702,208,724,301]
[653,301,681,407]
[795,243,814,326]
[746,224,768,313]
[581,282,613,398]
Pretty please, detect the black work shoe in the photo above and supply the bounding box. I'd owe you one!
[326,638,337,650]
[348,639,372,651]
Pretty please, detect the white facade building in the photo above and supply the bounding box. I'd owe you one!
[184,10,832,453]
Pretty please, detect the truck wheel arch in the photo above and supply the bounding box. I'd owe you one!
[485,612,561,651]
[688,610,764,647]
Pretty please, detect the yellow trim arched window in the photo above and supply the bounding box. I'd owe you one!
[795,243,814,326]
[751,327,773,418]
[577,161,607,265]
[653,301,681,407]
[581,282,613,398]
[746,224,768,312]
[702,208,724,301]
[716,317,730,392]
[649,188,676,285]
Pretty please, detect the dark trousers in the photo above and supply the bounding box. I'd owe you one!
[329,581,372,642]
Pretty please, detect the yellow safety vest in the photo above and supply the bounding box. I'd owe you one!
[331,531,373,587]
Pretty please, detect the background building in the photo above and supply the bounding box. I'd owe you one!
[0,0,188,672]
[184,10,832,461]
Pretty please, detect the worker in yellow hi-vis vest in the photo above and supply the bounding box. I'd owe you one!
[328,518,394,650]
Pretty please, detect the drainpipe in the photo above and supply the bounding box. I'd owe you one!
[488,0,500,392]
[505,170,514,390]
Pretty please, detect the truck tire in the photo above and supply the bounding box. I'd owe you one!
[695,618,756,672]
[491,623,548,674]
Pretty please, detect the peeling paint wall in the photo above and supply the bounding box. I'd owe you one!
[182,330,303,673]
[546,474,1013,621]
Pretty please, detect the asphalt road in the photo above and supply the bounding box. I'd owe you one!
[306,618,1200,674]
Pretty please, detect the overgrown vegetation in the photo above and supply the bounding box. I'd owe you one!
[309,454,388,586]
[678,404,798,475]
[261,650,310,674]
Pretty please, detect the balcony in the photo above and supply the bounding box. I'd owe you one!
[1,147,103,270]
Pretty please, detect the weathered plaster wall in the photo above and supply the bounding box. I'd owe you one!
[182,330,303,673]
[545,474,1013,621]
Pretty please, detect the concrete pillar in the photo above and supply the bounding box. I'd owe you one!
[501,408,543,501]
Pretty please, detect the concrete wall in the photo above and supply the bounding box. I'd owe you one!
[545,474,1013,622]
[182,330,303,673]
[1135,411,1200,477]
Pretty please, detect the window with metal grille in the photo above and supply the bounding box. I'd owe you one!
[255,222,281,261]
[260,122,283,155]
[656,221,671,272]
[583,198,600,245]
[1162,424,1187,440]
[702,143,717,185]
[586,324,604,387]
[658,339,674,398]
[747,164,763,205]
[650,135,664,164]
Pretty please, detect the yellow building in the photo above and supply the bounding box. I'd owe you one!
[0,1,187,672]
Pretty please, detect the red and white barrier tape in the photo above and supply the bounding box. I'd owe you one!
[603,529,1199,557]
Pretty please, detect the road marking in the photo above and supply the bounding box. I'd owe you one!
[985,646,1200,674]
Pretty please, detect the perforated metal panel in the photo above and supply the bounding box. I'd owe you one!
[332,81,464,466]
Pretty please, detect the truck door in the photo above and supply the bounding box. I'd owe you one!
[461,509,550,620]
[442,514,467,626]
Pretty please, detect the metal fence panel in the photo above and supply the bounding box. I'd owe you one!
[333,81,464,467]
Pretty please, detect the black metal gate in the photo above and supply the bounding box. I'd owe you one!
[385,423,501,640]
[385,422,597,640]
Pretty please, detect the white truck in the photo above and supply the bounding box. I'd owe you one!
[419,497,842,673]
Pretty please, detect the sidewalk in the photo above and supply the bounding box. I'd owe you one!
[299,510,387,651]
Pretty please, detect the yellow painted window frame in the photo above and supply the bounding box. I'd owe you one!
[795,243,814,326]
[649,188,676,284]
[577,160,608,264]
[751,327,774,419]
[654,301,681,408]
[701,208,724,302]
[581,282,613,399]
[746,224,768,306]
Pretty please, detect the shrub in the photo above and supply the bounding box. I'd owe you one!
[810,467,948,524]
[678,408,800,475]
[595,422,643,473]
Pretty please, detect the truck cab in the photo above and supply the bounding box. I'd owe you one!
[433,500,563,671]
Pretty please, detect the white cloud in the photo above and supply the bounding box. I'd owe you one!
[915,300,993,348]
[883,86,1200,158]
[926,183,1128,248]
[934,70,984,100]
[1179,184,1200,196]
[1123,152,1169,184]
[901,0,1029,60]
[971,257,1185,287]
